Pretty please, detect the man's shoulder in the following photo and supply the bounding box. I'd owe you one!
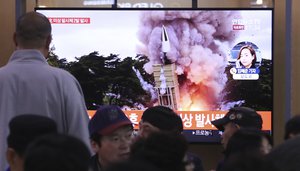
[47,66,77,80]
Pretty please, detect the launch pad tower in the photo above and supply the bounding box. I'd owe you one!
[153,63,180,110]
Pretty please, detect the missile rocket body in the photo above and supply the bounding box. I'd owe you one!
[161,25,172,65]
[161,25,171,53]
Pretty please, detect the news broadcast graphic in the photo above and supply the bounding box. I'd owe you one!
[36,8,273,143]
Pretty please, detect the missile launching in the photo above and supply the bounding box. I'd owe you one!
[161,25,171,64]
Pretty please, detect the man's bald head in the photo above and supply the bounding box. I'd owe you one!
[15,11,52,49]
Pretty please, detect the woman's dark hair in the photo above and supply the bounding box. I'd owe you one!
[224,128,268,158]
[222,129,272,171]
[130,132,187,171]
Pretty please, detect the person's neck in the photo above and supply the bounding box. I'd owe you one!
[98,156,109,169]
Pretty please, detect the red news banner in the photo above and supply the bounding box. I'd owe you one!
[48,17,90,24]
[87,110,271,131]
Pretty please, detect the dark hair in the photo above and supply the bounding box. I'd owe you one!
[222,129,272,171]
[141,106,183,134]
[90,132,102,146]
[130,132,187,171]
[284,115,300,140]
[24,134,91,171]
[15,11,51,48]
[237,45,257,68]
[224,128,270,158]
[7,114,57,157]
[222,152,266,171]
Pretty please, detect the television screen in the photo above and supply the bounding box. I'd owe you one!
[36,8,273,143]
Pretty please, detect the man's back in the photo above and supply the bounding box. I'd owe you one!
[0,12,91,171]
[0,50,91,170]
[0,49,89,133]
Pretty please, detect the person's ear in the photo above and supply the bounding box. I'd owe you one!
[45,34,52,49]
[13,33,18,47]
[6,148,17,166]
[91,140,100,153]
[6,148,24,171]
[234,124,241,130]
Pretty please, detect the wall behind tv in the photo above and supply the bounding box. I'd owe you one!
[1,0,299,170]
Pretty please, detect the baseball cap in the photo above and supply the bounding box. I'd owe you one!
[141,105,183,134]
[88,105,132,136]
[211,107,263,131]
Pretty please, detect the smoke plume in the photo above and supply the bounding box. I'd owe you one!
[137,10,241,110]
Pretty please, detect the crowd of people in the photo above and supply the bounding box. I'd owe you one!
[1,11,300,171]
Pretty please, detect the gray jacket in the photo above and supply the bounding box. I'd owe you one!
[0,49,91,170]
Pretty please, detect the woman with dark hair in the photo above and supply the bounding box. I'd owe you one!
[224,128,272,158]
[236,45,257,68]
[221,129,272,171]
[130,132,188,171]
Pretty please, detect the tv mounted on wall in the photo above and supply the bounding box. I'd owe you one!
[36,8,273,143]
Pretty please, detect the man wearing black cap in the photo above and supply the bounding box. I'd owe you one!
[211,106,263,171]
[138,105,183,138]
[88,105,133,171]
[211,106,263,149]
[6,114,57,171]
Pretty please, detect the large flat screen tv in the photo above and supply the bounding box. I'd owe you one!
[36,8,273,143]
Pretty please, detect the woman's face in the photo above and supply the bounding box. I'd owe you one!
[239,48,255,68]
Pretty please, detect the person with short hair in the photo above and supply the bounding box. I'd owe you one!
[0,11,91,170]
[88,105,133,171]
[23,134,91,171]
[6,114,57,171]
